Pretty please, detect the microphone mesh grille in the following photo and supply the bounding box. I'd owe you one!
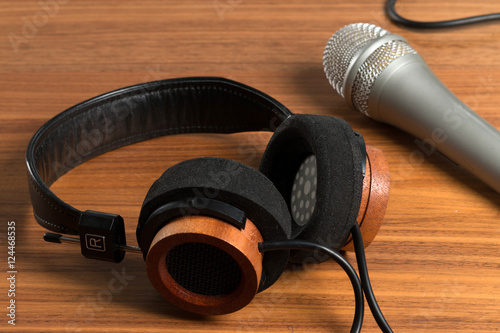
[352,40,417,116]
[323,23,389,99]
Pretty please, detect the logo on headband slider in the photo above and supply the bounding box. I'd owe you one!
[85,234,106,252]
[78,210,126,263]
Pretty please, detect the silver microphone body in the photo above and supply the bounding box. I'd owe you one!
[324,23,500,193]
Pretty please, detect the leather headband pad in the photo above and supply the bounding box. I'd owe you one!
[26,77,292,235]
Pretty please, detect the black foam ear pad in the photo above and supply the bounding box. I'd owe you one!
[137,157,292,292]
[259,114,364,263]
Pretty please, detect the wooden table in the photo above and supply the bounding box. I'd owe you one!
[1,1,499,332]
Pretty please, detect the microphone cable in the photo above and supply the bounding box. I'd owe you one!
[259,223,393,333]
[386,0,500,28]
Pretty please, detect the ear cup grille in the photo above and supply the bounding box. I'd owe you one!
[165,242,242,296]
[291,154,318,226]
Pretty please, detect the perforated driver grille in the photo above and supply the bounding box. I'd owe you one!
[323,23,389,98]
[291,155,317,226]
[351,40,417,116]
[166,242,242,296]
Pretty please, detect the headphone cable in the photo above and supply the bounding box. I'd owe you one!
[351,223,394,333]
[259,222,394,332]
[386,0,500,28]
[259,239,364,333]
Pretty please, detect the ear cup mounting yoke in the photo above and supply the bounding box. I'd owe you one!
[138,197,247,259]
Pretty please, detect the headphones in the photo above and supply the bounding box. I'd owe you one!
[26,77,390,316]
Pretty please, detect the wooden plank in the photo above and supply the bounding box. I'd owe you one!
[1,1,499,332]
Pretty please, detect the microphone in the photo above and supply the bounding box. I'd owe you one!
[323,23,500,193]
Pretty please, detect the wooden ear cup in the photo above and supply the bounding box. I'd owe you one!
[342,145,390,251]
[145,215,264,315]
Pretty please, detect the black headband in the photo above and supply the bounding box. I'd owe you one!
[26,77,293,240]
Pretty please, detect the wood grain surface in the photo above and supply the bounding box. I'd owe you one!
[1,1,499,332]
